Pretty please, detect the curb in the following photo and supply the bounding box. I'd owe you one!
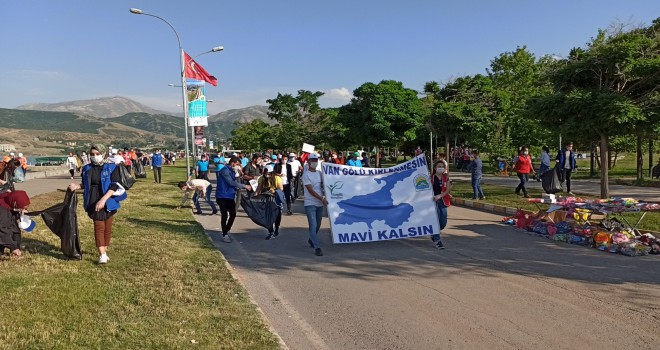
[25,168,71,180]
[453,197,534,216]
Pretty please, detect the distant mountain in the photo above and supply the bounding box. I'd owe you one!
[207,105,273,139]
[15,96,174,119]
[106,112,186,139]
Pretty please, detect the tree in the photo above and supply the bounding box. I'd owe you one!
[338,80,425,167]
[266,90,325,150]
[529,19,660,197]
[231,120,275,151]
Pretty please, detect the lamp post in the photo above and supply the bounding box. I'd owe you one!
[130,8,223,177]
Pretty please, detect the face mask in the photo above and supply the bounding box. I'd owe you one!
[91,155,104,164]
[309,161,318,168]
[437,167,445,174]
[523,151,529,155]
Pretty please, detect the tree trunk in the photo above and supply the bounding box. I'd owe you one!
[636,133,643,181]
[375,145,380,168]
[444,131,450,163]
[649,138,654,177]
[599,134,609,199]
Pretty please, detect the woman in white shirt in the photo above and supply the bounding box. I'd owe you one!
[66,152,78,179]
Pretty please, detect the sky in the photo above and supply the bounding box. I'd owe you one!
[1,0,658,115]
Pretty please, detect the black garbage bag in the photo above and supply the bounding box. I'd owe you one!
[133,162,146,178]
[541,167,563,194]
[240,193,280,230]
[118,164,136,189]
[30,189,82,259]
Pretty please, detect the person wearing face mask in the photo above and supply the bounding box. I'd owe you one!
[302,153,327,256]
[513,147,536,198]
[151,148,163,184]
[0,190,32,257]
[215,157,252,243]
[196,154,210,180]
[68,144,128,264]
[430,160,451,249]
[555,142,577,196]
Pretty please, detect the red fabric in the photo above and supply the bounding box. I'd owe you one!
[184,52,218,86]
[300,152,310,164]
[514,155,532,174]
[431,174,452,207]
[0,190,30,210]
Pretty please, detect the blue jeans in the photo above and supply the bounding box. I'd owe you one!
[305,205,324,248]
[192,184,217,213]
[430,202,447,242]
[516,173,529,195]
[471,177,484,199]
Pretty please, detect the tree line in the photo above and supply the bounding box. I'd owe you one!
[232,18,660,198]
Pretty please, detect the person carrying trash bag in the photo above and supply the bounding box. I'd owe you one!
[31,188,82,259]
[541,166,563,194]
[255,165,284,240]
[0,190,33,258]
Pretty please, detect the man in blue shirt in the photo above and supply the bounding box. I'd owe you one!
[151,149,163,183]
[347,152,362,167]
[216,157,252,243]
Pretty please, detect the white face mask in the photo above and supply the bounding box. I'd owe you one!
[91,155,104,164]
[309,161,318,168]
[523,151,529,155]
[437,167,445,174]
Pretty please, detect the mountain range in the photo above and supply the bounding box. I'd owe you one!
[2,97,272,154]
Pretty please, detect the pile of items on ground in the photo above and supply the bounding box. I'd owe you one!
[501,196,660,257]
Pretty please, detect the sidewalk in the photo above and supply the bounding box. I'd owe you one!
[13,174,75,198]
[450,172,660,202]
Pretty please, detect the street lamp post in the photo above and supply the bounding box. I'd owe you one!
[130,8,223,177]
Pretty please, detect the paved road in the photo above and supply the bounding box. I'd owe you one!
[14,174,77,197]
[195,196,660,350]
[450,172,660,202]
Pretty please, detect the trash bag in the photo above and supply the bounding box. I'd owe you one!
[30,189,82,259]
[13,168,25,183]
[240,193,280,230]
[118,164,136,189]
[541,167,563,194]
[133,162,146,179]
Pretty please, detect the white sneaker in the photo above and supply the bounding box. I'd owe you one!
[221,234,232,243]
[98,254,109,264]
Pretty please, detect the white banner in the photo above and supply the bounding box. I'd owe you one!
[322,154,439,244]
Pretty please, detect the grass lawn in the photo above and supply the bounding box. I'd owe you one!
[450,180,660,233]
[0,165,281,349]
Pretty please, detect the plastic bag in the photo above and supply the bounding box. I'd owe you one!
[541,167,563,194]
[133,162,147,179]
[118,164,136,189]
[31,189,82,259]
[240,193,281,230]
[13,168,25,183]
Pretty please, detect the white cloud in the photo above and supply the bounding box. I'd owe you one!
[324,87,352,101]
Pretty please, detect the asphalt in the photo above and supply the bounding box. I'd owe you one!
[15,171,660,349]
[449,172,660,202]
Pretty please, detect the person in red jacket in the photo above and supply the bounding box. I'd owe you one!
[513,147,536,198]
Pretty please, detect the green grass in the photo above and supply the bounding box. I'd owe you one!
[0,165,280,350]
[450,180,660,232]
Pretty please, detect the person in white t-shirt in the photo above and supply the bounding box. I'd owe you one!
[279,154,293,215]
[288,152,303,200]
[302,153,327,256]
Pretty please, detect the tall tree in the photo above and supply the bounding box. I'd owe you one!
[266,90,325,150]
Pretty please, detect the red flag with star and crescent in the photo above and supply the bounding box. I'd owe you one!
[184,52,218,86]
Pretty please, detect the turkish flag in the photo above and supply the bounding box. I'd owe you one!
[184,52,218,86]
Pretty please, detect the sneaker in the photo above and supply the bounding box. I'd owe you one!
[221,234,232,243]
[265,233,274,240]
[286,210,292,216]
[515,190,521,196]
[307,239,314,248]
[524,194,531,198]
[98,254,109,264]
[435,241,445,250]
[568,192,575,196]
[315,248,324,256]
[273,230,280,238]
[195,211,202,215]
[479,197,486,200]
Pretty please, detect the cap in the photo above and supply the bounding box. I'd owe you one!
[265,164,275,172]
[289,152,295,157]
[18,153,23,157]
[353,151,360,157]
[271,155,277,160]
[9,152,15,156]
[308,153,319,160]
[19,215,36,232]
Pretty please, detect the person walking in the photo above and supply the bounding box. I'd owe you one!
[513,147,536,198]
[256,165,284,239]
[468,150,485,200]
[537,146,552,182]
[347,152,362,167]
[177,176,217,215]
[556,142,577,195]
[69,144,128,264]
[80,151,90,166]
[361,152,370,167]
[430,160,451,249]
[288,152,302,200]
[216,157,251,243]
[276,154,293,215]
[66,152,78,179]
[302,154,327,256]
[151,149,163,184]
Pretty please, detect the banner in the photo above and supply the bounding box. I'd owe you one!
[187,79,208,127]
[322,154,439,244]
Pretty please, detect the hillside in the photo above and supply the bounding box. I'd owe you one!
[16,96,173,119]
[106,113,186,139]
[207,105,273,138]
[0,108,105,133]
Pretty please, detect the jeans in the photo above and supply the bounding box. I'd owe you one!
[305,205,324,248]
[197,170,208,180]
[471,177,484,199]
[430,202,447,242]
[561,168,572,192]
[153,166,162,183]
[515,173,529,195]
[192,184,217,213]
[216,198,236,235]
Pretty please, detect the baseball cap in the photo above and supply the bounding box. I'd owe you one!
[308,153,319,160]
[271,154,277,160]
[289,152,295,157]
[353,151,360,157]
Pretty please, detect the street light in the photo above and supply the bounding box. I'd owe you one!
[130,8,222,177]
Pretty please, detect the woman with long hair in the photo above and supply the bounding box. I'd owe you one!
[430,160,451,249]
[68,144,128,264]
